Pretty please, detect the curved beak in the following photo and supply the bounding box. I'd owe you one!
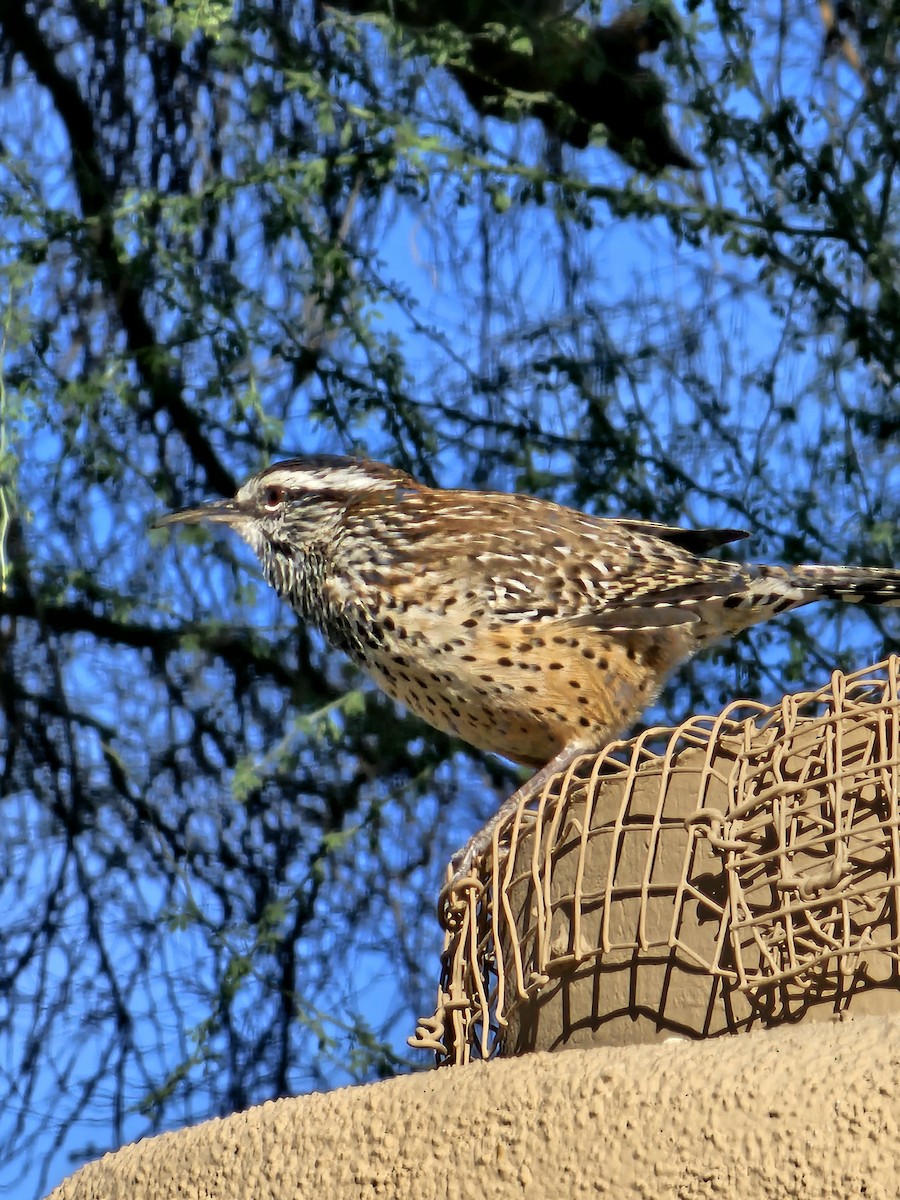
[153,498,248,529]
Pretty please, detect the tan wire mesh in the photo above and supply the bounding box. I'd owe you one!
[411,657,900,1065]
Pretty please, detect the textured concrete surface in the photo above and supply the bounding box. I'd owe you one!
[48,1014,900,1199]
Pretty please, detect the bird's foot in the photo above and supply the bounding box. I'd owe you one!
[437,747,588,929]
[438,832,497,930]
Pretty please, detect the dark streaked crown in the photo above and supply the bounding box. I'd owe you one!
[239,456,421,510]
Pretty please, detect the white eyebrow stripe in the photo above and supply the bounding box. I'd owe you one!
[248,466,399,495]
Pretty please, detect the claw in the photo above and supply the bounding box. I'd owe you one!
[438,868,485,930]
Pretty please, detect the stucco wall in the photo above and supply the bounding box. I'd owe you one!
[48,1014,900,1199]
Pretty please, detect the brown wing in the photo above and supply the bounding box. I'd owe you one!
[341,486,750,628]
[612,520,749,555]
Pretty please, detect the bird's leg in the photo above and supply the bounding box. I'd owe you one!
[442,743,590,910]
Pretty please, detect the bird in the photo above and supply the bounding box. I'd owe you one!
[155,455,900,907]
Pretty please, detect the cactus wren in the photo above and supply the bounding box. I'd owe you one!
[156,455,900,898]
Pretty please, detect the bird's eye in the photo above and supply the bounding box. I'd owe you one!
[263,485,285,510]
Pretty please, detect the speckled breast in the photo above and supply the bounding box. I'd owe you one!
[365,642,565,767]
[360,619,685,768]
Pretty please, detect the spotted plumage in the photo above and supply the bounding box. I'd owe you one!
[156,455,900,893]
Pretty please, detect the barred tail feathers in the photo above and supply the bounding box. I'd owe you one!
[787,563,900,608]
[690,562,900,639]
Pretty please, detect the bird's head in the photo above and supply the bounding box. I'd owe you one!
[154,455,420,562]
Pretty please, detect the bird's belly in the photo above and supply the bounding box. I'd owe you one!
[361,624,686,767]
[366,655,565,765]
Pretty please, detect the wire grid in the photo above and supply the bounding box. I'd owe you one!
[411,657,900,1065]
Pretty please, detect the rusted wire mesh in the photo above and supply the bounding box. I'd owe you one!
[411,657,900,1065]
